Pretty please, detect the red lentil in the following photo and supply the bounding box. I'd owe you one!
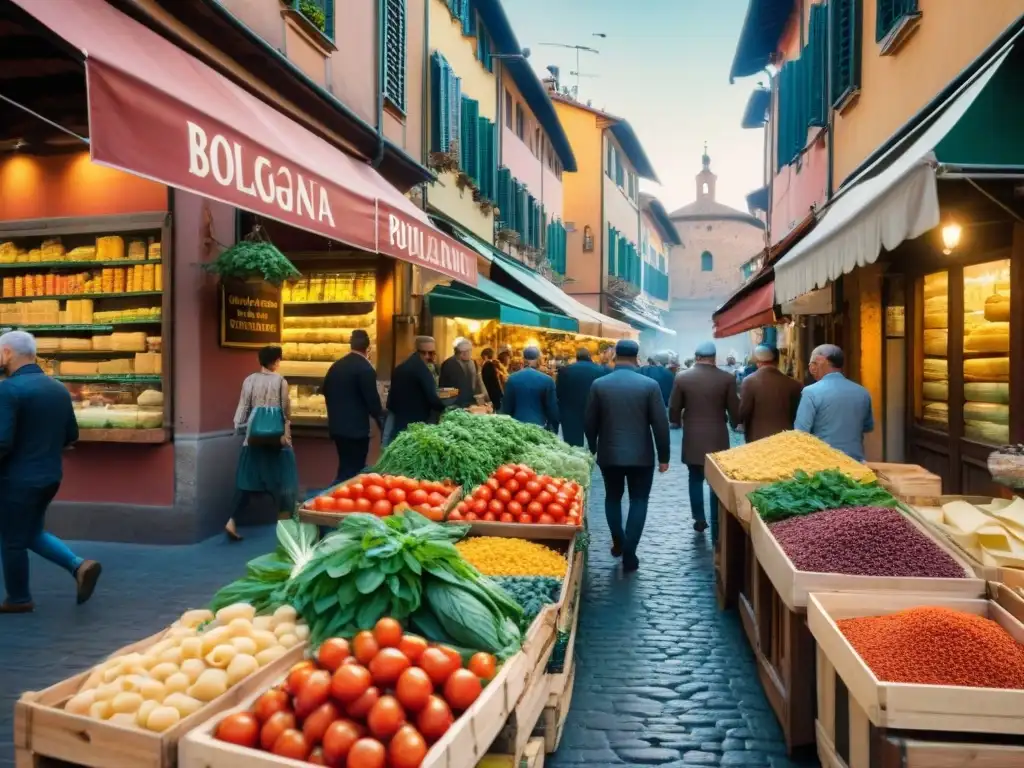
[838,606,1024,689]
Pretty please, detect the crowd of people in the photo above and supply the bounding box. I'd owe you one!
[0,325,875,611]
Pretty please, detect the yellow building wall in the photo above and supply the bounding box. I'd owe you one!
[554,101,603,301]
[427,0,496,242]
[833,0,1024,185]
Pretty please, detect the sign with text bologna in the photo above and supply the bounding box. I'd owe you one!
[220,279,282,349]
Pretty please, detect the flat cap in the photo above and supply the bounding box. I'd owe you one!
[615,339,639,357]
[695,341,717,357]
[522,346,541,361]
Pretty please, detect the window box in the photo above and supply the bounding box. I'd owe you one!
[281,0,337,54]
[877,0,922,56]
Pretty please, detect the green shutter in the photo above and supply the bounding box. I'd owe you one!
[460,96,479,182]
[607,225,616,276]
[876,0,917,41]
[430,53,449,154]
[383,0,406,112]
[831,0,862,107]
[496,167,512,228]
[807,2,827,127]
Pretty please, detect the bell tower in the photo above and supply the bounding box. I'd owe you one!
[696,143,717,202]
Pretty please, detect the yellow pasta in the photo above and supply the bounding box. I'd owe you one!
[710,430,876,483]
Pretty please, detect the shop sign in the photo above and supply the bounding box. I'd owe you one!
[220,280,282,349]
[85,59,478,286]
[886,305,906,338]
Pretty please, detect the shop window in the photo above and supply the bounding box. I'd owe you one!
[962,260,1010,445]
[583,225,594,252]
[701,251,713,272]
[280,271,378,427]
[919,270,948,433]
[0,222,168,440]
[382,0,406,113]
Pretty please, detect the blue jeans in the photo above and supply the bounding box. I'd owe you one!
[601,465,655,568]
[0,483,83,605]
[687,464,719,543]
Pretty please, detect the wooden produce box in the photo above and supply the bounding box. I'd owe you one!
[14,632,306,768]
[715,503,751,612]
[907,496,1010,581]
[704,453,761,524]
[866,462,942,506]
[181,609,559,768]
[477,737,545,768]
[298,475,462,526]
[750,510,985,612]
[448,489,587,542]
[808,589,1024,738]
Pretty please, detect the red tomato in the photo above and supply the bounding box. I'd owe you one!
[371,499,392,517]
[427,492,447,507]
[482,512,496,522]
[317,638,351,673]
[403,477,421,493]
[322,720,363,766]
[388,725,428,768]
[537,513,555,524]
[337,498,356,513]
[465,511,479,521]
[554,493,570,507]
[518,513,533,524]
[526,501,544,517]
[474,485,493,502]
[488,499,504,515]
[345,685,381,719]
[271,729,310,761]
[368,648,411,687]
[507,501,523,517]
[367,696,406,740]
[544,483,560,495]
[365,485,388,503]
[348,738,387,768]
[253,689,291,722]
[215,712,260,748]
[348,482,365,497]
[387,488,407,505]
[332,485,352,499]
[514,489,532,506]
[419,647,459,685]
[547,502,566,520]
[443,669,483,710]
[355,498,373,512]
[364,473,384,484]
[524,480,542,496]
[514,470,531,485]
[448,509,463,521]
[302,701,340,745]
[409,489,429,506]
[499,512,514,522]
[260,711,297,751]
[494,466,516,483]
[536,491,553,506]
[416,696,454,742]
[503,479,520,495]
[294,670,332,718]
[486,477,501,491]
[315,496,337,511]
[471,499,488,515]
[495,488,512,504]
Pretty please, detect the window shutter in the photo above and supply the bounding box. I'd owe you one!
[607,225,615,275]
[607,144,613,178]
[496,167,512,228]
[383,0,406,112]
[831,0,862,107]
[460,96,479,181]
[807,2,827,127]
[448,72,462,156]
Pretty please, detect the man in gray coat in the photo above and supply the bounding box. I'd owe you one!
[669,341,739,542]
[585,340,670,573]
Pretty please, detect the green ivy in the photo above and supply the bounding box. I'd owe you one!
[298,0,327,33]
[203,241,300,286]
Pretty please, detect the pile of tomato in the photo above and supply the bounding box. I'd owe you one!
[449,464,583,526]
[213,618,495,767]
[308,475,455,522]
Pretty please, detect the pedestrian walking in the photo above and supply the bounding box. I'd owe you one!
[480,347,509,411]
[0,332,101,612]
[584,340,670,573]
[439,338,487,408]
[555,347,606,447]
[669,341,739,541]
[502,347,559,432]
[598,342,615,372]
[795,344,874,461]
[386,336,448,439]
[643,352,676,406]
[737,344,803,442]
[228,345,299,541]
[322,329,384,484]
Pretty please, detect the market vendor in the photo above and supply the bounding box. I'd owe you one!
[502,346,559,432]
[480,346,509,410]
[439,338,488,408]
[795,344,874,462]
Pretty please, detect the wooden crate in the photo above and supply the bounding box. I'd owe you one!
[737,524,759,650]
[750,572,816,755]
[867,462,942,506]
[715,504,749,611]
[556,548,583,634]
[808,590,1024,736]
[477,737,545,768]
[180,608,558,768]
[704,453,760,523]
[298,477,462,524]
[908,496,1019,582]
[536,664,575,755]
[450,521,579,541]
[14,631,306,768]
[750,509,985,612]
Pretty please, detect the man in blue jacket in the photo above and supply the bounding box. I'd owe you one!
[585,339,670,573]
[0,331,101,613]
[555,348,606,447]
[643,352,676,406]
[501,347,559,432]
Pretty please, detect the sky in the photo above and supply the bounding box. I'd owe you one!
[503,0,767,214]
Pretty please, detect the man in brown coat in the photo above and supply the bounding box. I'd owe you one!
[738,345,803,443]
[669,341,739,542]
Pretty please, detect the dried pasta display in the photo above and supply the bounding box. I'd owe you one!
[919,270,948,433]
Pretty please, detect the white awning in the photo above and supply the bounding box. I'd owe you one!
[773,36,1017,305]
[614,303,677,335]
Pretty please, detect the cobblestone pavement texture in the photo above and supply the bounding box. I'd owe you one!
[1,430,817,767]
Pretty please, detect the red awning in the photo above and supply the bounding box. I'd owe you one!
[712,280,775,338]
[13,0,476,286]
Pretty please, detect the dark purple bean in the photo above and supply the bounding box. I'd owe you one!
[768,506,966,578]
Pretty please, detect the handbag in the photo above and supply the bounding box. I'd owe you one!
[247,377,286,448]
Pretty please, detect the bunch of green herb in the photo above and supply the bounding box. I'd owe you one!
[209,519,320,614]
[517,443,594,489]
[203,240,300,285]
[284,512,524,657]
[748,469,898,522]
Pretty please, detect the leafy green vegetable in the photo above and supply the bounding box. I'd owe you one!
[490,576,562,631]
[748,469,898,522]
[517,443,594,488]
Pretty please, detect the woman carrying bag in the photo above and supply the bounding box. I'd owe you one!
[226,345,299,541]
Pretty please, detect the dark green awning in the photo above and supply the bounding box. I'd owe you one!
[426,274,578,332]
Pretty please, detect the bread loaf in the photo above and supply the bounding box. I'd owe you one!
[964,322,1009,353]
[965,357,1009,382]
[924,312,948,330]
[923,358,948,382]
[924,329,947,357]
[984,294,1011,323]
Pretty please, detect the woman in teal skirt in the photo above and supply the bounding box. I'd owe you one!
[226,345,299,541]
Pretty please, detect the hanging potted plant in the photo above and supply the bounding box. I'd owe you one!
[203,224,301,287]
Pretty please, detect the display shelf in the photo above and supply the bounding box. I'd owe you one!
[39,350,141,358]
[55,374,162,383]
[0,259,161,270]
[76,428,168,443]
[0,324,114,333]
[284,300,375,314]
[0,291,162,303]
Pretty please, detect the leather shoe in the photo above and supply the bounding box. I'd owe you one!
[693,521,709,533]
[610,541,623,558]
[75,560,102,605]
[623,557,640,573]
[0,600,34,613]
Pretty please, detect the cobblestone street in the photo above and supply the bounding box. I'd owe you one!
[0,433,811,767]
